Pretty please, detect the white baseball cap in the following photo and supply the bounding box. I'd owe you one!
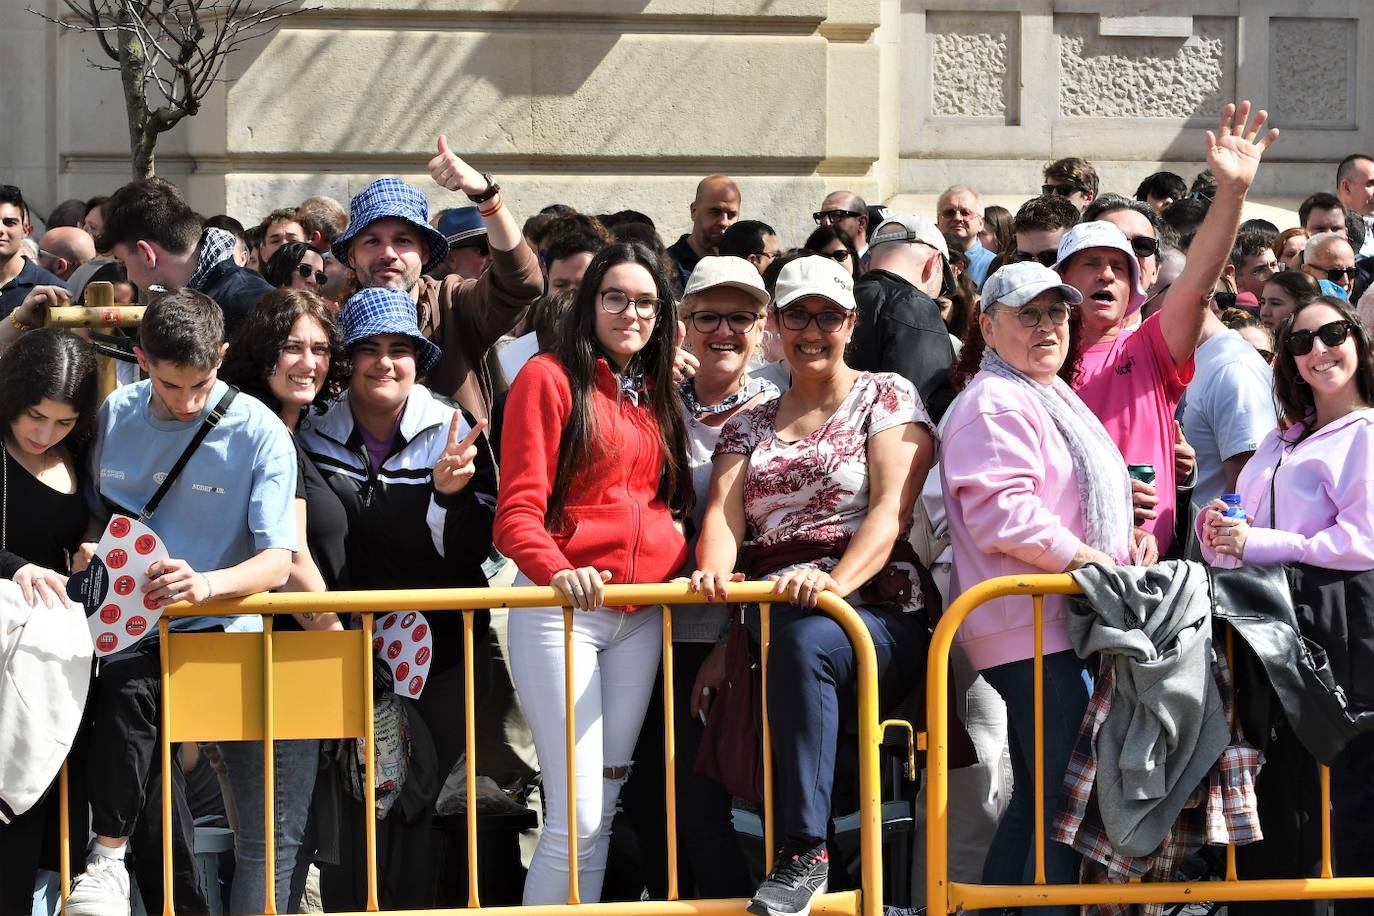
[869,214,950,260]
[683,256,771,306]
[773,255,857,311]
[1052,220,1147,314]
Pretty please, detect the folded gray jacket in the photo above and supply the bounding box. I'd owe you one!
[1068,560,1230,858]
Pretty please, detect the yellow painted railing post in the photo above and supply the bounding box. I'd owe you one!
[158,618,174,915]
[662,605,680,901]
[1032,593,1046,886]
[464,609,482,908]
[760,602,775,873]
[362,612,379,911]
[59,763,70,916]
[563,605,580,905]
[262,616,277,914]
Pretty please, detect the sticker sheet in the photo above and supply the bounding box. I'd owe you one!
[372,610,433,698]
[67,515,170,657]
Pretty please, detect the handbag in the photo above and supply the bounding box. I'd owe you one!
[343,691,411,820]
[694,612,764,802]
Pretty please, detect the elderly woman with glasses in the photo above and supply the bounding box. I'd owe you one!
[693,254,936,916]
[942,262,1150,912]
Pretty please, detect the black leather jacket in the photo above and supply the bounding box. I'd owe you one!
[849,270,956,423]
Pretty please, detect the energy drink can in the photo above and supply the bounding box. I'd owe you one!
[1127,464,1156,486]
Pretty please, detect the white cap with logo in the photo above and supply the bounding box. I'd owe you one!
[683,255,771,306]
[1052,220,1147,313]
[773,255,857,311]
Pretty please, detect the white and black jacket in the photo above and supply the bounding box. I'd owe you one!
[299,385,496,671]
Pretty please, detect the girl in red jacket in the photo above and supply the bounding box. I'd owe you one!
[495,242,691,904]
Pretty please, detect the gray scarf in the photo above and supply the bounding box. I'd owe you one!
[980,347,1132,560]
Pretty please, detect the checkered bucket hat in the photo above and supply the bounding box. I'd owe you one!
[332,178,450,273]
[339,287,442,375]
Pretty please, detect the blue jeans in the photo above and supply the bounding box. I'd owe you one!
[979,651,1089,916]
[216,739,319,915]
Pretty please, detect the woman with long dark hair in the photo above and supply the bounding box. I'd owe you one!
[803,225,861,280]
[495,241,692,904]
[0,328,98,916]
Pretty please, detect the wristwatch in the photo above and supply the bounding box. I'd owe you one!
[467,173,500,204]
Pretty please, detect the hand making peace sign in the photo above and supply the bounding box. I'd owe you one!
[433,414,487,496]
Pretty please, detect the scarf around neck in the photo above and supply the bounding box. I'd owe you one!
[187,227,239,291]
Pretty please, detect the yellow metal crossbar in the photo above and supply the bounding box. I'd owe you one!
[61,582,886,916]
[926,574,1370,913]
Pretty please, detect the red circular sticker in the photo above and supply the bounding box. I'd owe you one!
[408,675,424,696]
[109,518,131,538]
[113,575,136,596]
[96,633,118,652]
[106,549,128,570]
[395,661,410,681]
[412,623,428,642]
[373,636,384,654]
[382,613,397,630]
[125,616,147,636]
[401,612,416,628]
[386,640,402,660]
[143,594,161,611]
[415,646,431,666]
[100,605,121,624]
[134,534,157,555]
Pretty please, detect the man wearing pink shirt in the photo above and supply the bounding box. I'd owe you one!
[1055,101,1278,555]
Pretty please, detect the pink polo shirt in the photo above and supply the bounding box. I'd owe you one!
[1199,408,1374,570]
[1075,312,1194,554]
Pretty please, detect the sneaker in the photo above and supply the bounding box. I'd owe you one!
[65,855,131,916]
[747,842,829,916]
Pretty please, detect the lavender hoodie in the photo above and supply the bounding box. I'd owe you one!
[941,371,1129,671]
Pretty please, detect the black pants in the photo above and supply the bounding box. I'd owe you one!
[84,638,205,914]
[1332,729,1374,913]
[621,640,753,901]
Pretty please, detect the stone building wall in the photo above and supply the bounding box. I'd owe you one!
[1,1,1369,238]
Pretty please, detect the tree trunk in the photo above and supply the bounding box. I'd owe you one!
[116,7,155,179]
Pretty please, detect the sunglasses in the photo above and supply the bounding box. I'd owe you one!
[1127,235,1159,258]
[297,263,329,285]
[1042,183,1085,198]
[818,249,852,263]
[457,240,492,258]
[1312,264,1357,282]
[812,209,861,225]
[1286,319,1354,356]
[1256,349,1275,364]
[1011,248,1059,268]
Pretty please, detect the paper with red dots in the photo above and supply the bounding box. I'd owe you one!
[372,610,433,698]
[67,514,170,657]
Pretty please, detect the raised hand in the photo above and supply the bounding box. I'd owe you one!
[427,134,489,198]
[672,319,699,382]
[1206,101,1280,194]
[433,413,486,496]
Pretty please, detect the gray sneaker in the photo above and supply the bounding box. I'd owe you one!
[66,855,131,916]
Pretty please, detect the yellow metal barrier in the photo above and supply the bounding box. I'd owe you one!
[926,574,1370,913]
[62,582,887,916]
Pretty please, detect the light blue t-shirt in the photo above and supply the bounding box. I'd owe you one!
[89,378,298,632]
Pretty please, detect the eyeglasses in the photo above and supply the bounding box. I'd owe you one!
[1000,303,1073,327]
[1042,183,1085,198]
[297,263,329,286]
[1286,319,1354,356]
[778,308,847,333]
[688,310,762,334]
[457,240,492,258]
[813,209,862,225]
[600,289,661,318]
[1127,235,1159,259]
[1011,248,1059,268]
[1256,349,1275,364]
[1311,264,1358,282]
[819,249,852,263]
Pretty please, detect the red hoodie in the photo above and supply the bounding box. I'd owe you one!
[495,354,687,597]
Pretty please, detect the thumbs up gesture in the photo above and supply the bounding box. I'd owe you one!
[427,134,487,197]
[434,414,487,496]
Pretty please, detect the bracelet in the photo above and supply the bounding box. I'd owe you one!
[9,311,29,333]
[200,572,214,603]
[478,197,503,218]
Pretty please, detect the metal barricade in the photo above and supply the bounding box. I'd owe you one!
[925,573,1372,913]
[60,582,888,916]
[41,280,143,400]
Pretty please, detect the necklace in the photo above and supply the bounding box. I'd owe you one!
[680,376,776,417]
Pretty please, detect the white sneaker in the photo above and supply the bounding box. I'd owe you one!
[66,855,131,916]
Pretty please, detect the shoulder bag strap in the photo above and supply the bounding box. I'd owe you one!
[139,386,238,522]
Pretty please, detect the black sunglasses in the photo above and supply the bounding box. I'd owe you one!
[1011,248,1059,268]
[1312,264,1357,282]
[296,263,329,286]
[1286,319,1354,356]
[818,249,852,263]
[1042,183,1085,198]
[1127,235,1159,259]
[812,209,861,224]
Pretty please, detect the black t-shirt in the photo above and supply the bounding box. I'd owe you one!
[295,436,349,588]
[0,445,89,579]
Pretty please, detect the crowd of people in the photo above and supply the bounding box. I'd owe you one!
[1,96,1374,916]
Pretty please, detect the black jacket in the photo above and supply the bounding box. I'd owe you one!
[1210,562,1374,763]
[849,269,956,422]
[195,257,272,335]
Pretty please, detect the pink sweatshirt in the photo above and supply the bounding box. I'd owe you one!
[1198,408,1374,570]
[941,371,1129,671]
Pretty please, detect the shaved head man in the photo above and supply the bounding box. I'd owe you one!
[815,190,869,252]
[36,226,96,281]
[668,174,741,290]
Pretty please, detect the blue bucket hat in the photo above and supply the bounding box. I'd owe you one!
[332,178,449,274]
[339,287,442,375]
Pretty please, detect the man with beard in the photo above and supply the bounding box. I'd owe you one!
[333,135,543,420]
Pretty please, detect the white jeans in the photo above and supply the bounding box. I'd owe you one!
[508,582,662,905]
